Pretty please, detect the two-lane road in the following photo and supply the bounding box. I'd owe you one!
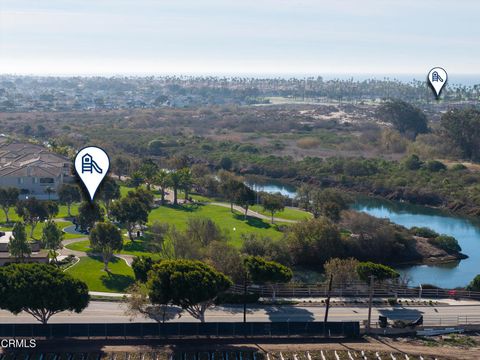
[0,301,479,326]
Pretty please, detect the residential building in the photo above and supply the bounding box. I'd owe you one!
[0,138,72,200]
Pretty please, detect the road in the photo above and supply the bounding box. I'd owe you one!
[0,301,479,325]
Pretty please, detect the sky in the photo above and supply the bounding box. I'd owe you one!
[1,0,480,77]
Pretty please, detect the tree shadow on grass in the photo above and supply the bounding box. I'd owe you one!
[100,272,135,293]
[122,240,148,252]
[165,203,202,213]
[233,213,271,229]
[87,255,134,292]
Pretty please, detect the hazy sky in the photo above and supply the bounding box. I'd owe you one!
[1,0,479,76]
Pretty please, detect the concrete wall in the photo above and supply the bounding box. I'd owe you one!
[0,175,63,200]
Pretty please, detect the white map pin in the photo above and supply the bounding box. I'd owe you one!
[74,146,110,200]
[428,67,447,98]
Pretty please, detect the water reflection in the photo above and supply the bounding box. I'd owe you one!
[246,179,297,198]
[352,197,480,288]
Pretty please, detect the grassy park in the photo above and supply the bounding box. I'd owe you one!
[2,184,311,293]
[61,186,314,292]
[65,255,135,293]
[249,204,313,221]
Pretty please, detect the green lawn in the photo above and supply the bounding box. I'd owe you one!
[149,203,286,247]
[250,205,312,221]
[57,204,79,218]
[66,238,162,258]
[1,220,82,240]
[66,255,135,293]
[66,202,288,254]
[0,204,79,223]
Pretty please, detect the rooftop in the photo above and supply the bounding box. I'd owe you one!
[0,140,70,178]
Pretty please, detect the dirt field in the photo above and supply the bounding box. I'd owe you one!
[9,335,478,360]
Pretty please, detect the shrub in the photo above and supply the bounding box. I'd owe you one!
[411,226,439,238]
[387,298,397,306]
[428,235,461,253]
[451,163,467,171]
[425,160,447,172]
[467,275,480,291]
[297,137,320,149]
[215,292,260,304]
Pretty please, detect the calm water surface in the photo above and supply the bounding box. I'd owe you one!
[250,181,479,288]
[352,197,480,288]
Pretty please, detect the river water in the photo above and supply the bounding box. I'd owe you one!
[248,181,479,288]
[352,197,480,288]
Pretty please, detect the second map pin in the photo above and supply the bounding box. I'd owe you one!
[428,67,448,98]
[74,146,110,200]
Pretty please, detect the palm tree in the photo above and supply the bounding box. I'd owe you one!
[169,171,182,205]
[178,168,193,201]
[155,170,171,204]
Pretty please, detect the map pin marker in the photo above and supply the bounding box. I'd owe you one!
[74,146,110,201]
[428,67,447,98]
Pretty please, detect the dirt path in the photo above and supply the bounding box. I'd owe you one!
[25,336,480,359]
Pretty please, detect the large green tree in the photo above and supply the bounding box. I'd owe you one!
[58,184,81,217]
[244,256,292,298]
[98,176,121,216]
[110,194,150,241]
[112,156,131,180]
[89,222,123,272]
[179,168,193,200]
[139,159,159,190]
[9,222,31,262]
[147,259,232,322]
[77,201,105,231]
[132,256,158,283]
[467,274,480,291]
[155,169,172,204]
[42,220,64,263]
[0,187,19,223]
[169,170,182,205]
[15,197,49,238]
[261,193,285,223]
[219,171,243,212]
[234,184,256,219]
[356,262,400,283]
[377,99,428,138]
[441,108,480,160]
[0,263,89,324]
[287,217,344,269]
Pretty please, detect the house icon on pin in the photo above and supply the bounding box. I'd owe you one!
[81,153,103,174]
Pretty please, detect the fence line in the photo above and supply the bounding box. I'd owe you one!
[229,283,480,300]
[0,321,360,339]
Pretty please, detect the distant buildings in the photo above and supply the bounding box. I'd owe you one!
[0,231,47,266]
[0,138,71,200]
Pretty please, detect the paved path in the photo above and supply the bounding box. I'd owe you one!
[60,237,135,266]
[0,301,478,325]
[161,186,299,223]
[211,202,297,223]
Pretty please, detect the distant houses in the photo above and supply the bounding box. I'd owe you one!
[0,139,72,200]
[0,231,47,266]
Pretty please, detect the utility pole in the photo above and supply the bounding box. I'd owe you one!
[324,274,333,323]
[323,273,333,337]
[243,269,248,323]
[366,275,375,334]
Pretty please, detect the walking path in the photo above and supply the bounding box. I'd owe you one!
[211,202,297,223]
[60,234,135,267]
